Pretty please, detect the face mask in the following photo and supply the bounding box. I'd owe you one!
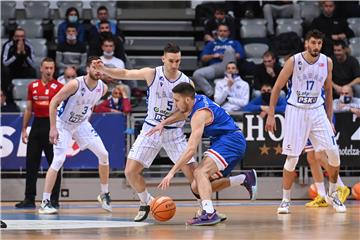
[66,34,76,41]
[340,95,352,104]
[218,37,227,42]
[112,97,119,104]
[68,16,78,23]
[103,51,114,57]
[261,92,271,105]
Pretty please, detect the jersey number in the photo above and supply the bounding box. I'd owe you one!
[166,101,173,111]
[82,106,89,115]
[306,80,314,91]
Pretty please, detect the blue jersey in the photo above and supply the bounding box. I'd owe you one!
[188,94,239,138]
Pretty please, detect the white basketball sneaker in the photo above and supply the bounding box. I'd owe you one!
[39,199,58,214]
[97,192,112,212]
[277,199,290,214]
[326,191,346,213]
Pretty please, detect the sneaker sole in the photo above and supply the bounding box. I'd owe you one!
[250,169,258,201]
[187,218,221,226]
[277,208,289,214]
[38,209,58,214]
[97,195,112,212]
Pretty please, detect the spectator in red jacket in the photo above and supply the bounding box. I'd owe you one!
[94,84,131,114]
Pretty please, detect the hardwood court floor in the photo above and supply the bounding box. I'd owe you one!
[1,200,359,240]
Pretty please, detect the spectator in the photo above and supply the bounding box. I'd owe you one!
[332,40,360,98]
[57,66,77,85]
[57,7,85,44]
[243,83,286,118]
[1,90,20,112]
[193,24,245,98]
[333,85,360,113]
[94,6,119,38]
[253,51,282,95]
[214,62,249,112]
[310,1,354,56]
[203,6,236,42]
[94,84,131,114]
[263,1,301,36]
[1,27,36,100]
[56,24,87,75]
[15,57,63,209]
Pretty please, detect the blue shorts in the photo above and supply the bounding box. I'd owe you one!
[204,131,246,177]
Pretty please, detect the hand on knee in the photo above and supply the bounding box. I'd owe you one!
[284,156,299,172]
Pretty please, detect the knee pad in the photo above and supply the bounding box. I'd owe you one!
[284,156,299,172]
[50,155,66,171]
[87,141,109,165]
[325,149,340,167]
[97,149,109,166]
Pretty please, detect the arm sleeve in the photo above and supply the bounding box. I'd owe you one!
[214,80,229,105]
[227,81,250,108]
[94,100,112,113]
[242,97,263,112]
[121,98,132,114]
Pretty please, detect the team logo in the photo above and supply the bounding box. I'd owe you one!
[159,76,164,87]
[298,61,302,71]
[81,87,86,96]
[50,83,58,89]
[318,63,324,67]
[33,82,39,88]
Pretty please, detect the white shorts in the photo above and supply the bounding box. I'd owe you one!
[128,123,196,168]
[282,105,338,156]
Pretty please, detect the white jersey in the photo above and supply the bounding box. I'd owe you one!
[287,53,328,109]
[144,66,191,127]
[57,76,105,125]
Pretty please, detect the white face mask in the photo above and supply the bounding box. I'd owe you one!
[103,51,114,57]
[66,34,76,41]
[218,37,227,42]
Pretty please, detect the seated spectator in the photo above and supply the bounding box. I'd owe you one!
[94,6,120,38]
[57,66,77,85]
[214,62,249,112]
[94,84,131,114]
[333,85,360,113]
[1,27,36,100]
[88,20,126,63]
[203,6,236,43]
[57,7,85,44]
[310,1,354,56]
[1,90,20,112]
[332,40,360,98]
[263,0,301,36]
[192,24,245,98]
[242,83,286,118]
[56,24,87,75]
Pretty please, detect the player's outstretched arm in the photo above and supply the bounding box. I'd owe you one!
[146,110,187,136]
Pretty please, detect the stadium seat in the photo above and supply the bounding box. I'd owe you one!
[1,1,16,20]
[240,19,267,38]
[52,19,62,41]
[349,42,360,57]
[1,20,5,38]
[57,1,83,19]
[276,20,303,37]
[299,1,320,24]
[356,56,360,64]
[23,1,50,19]
[350,37,360,44]
[348,18,360,37]
[15,100,28,112]
[27,38,47,58]
[90,1,117,19]
[244,43,269,58]
[12,79,36,100]
[246,58,263,64]
[16,20,43,38]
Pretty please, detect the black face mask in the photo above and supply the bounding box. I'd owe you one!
[261,92,271,105]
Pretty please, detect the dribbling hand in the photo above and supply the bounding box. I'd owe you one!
[265,115,276,133]
[158,172,174,190]
[49,127,59,145]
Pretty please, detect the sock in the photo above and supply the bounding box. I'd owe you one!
[101,184,109,194]
[229,174,246,186]
[138,190,152,205]
[329,182,337,194]
[43,192,51,202]
[315,182,326,197]
[197,199,202,209]
[202,200,215,214]
[283,189,291,201]
[336,175,345,187]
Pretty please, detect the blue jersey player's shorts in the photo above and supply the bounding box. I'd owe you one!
[304,139,314,152]
[204,130,246,177]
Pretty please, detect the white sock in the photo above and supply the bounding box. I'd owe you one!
[229,174,246,186]
[283,189,291,201]
[336,175,345,187]
[329,182,337,194]
[43,192,51,202]
[315,182,326,197]
[197,199,202,209]
[138,190,153,205]
[202,200,214,214]
[101,184,109,194]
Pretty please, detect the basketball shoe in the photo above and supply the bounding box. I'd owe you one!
[196,207,227,222]
[326,191,346,213]
[186,210,221,226]
[39,199,58,214]
[305,195,328,207]
[134,204,151,222]
[97,192,112,212]
[277,199,290,214]
[241,169,258,200]
[336,186,350,203]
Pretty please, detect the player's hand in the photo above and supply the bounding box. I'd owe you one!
[265,115,276,133]
[158,172,174,190]
[93,59,104,71]
[49,127,59,145]
[21,128,28,144]
[146,122,165,136]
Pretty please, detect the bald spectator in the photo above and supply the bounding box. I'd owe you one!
[333,85,360,113]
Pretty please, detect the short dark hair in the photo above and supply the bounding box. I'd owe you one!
[41,57,55,66]
[305,29,325,41]
[65,7,79,18]
[172,82,195,99]
[164,43,181,54]
[226,61,237,68]
[101,38,115,46]
[87,56,101,67]
[263,50,276,59]
[66,23,77,30]
[333,40,347,49]
[97,6,108,13]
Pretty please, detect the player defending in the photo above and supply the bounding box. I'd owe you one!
[155,82,257,226]
[39,56,111,214]
[265,29,346,213]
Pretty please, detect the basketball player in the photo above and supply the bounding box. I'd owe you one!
[265,29,346,213]
[39,56,111,214]
[155,82,257,226]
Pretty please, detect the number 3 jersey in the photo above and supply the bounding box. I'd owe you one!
[144,66,192,127]
[287,53,328,109]
[57,76,105,125]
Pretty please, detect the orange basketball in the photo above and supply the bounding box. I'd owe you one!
[351,182,360,200]
[150,196,176,222]
[308,184,318,199]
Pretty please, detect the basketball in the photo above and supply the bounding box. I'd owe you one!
[308,184,318,199]
[352,182,360,200]
[150,196,176,222]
